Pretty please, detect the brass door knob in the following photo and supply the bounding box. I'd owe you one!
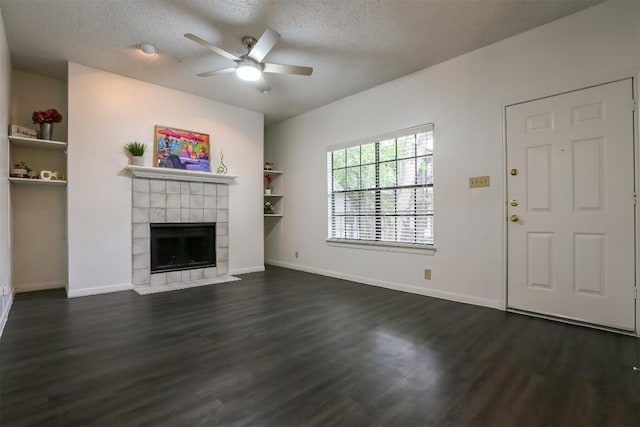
[509,214,519,222]
[510,169,519,176]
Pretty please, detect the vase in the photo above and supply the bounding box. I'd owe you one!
[265,188,271,195]
[131,156,144,166]
[40,123,53,140]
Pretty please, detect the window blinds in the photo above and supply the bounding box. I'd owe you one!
[327,124,434,246]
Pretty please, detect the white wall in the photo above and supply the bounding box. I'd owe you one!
[67,63,264,296]
[9,71,68,293]
[0,8,13,335]
[265,1,640,309]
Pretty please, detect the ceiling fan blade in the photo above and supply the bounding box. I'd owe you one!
[184,33,240,61]
[196,67,236,77]
[248,28,281,63]
[253,77,271,94]
[263,63,313,76]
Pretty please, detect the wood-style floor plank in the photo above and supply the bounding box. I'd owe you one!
[1,266,639,426]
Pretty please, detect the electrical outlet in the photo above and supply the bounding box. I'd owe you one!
[424,269,431,280]
[295,251,299,259]
[469,175,490,188]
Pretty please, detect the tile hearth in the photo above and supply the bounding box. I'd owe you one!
[131,176,234,295]
[134,275,240,295]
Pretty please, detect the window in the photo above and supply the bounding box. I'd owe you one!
[327,124,434,248]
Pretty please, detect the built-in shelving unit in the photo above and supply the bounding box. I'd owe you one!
[8,136,68,186]
[264,169,283,218]
[8,75,70,295]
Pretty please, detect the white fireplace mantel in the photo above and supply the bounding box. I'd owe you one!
[125,165,237,184]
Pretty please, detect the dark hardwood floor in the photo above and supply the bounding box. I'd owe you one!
[1,266,639,426]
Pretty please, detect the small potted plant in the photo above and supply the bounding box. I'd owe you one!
[10,161,31,178]
[32,108,63,140]
[124,141,147,166]
[264,173,273,195]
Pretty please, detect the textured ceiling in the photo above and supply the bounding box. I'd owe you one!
[0,0,602,125]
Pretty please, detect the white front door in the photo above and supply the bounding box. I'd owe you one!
[506,79,636,331]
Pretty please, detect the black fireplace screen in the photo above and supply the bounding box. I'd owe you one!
[150,223,216,273]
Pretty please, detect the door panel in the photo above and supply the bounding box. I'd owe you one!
[527,232,553,289]
[573,138,603,211]
[526,145,552,211]
[506,79,635,331]
[573,233,605,295]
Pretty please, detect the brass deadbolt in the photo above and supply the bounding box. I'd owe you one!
[510,169,519,176]
[510,200,519,207]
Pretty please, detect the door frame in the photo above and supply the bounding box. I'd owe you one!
[501,74,639,335]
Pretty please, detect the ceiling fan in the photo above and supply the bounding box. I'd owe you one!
[184,28,313,94]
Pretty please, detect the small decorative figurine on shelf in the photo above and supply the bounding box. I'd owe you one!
[40,170,59,180]
[264,173,273,195]
[264,162,273,171]
[32,108,63,140]
[264,201,274,214]
[217,150,228,174]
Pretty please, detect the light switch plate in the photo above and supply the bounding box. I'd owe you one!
[469,175,490,188]
[424,269,431,280]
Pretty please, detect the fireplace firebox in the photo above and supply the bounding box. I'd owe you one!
[150,223,216,273]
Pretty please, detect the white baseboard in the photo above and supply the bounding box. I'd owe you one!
[15,281,65,293]
[0,292,14,338]
[266,260,501,310]
[230,265,265,275]
[67,282,133,298]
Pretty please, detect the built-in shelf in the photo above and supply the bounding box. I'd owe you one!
[9,136,67,151]
[9,177,67,186]
[264,169,283,218]
[125,165,237,184]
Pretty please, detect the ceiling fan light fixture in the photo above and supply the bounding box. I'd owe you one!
[236,61,262,81]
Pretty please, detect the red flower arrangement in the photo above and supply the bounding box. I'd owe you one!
[264,174,273,186]
[32,108,63,124]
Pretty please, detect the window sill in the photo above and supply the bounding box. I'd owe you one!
[326,239,436,255]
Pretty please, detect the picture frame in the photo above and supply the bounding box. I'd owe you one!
[153,125,211,172]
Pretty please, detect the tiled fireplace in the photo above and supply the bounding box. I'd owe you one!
[127,166,237,294]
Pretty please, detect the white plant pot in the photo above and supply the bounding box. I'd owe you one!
[265,188,271,195]
[131,156,144,166]
[10,168,27,177]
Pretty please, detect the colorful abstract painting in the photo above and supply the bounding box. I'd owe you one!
[154,125,210,172]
